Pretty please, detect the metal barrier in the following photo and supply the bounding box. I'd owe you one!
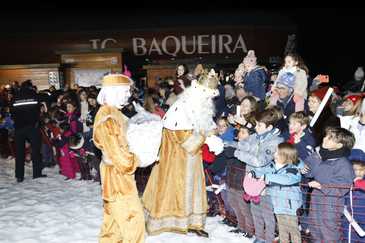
[135,163,365,243]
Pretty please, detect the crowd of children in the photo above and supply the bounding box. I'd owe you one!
[199,51,365,243]
[1,51,365,242]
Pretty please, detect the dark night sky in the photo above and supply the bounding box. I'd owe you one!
[0,7,363,84]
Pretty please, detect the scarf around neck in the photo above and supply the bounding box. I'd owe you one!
[319,146,350,161]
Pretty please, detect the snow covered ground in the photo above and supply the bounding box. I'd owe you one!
[0,158,252,243]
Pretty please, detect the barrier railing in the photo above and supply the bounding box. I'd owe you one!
[135,164,365,243]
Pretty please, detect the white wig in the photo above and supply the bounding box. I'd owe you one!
[97,85,131,109]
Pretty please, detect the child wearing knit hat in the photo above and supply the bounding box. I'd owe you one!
[270,53,308,112]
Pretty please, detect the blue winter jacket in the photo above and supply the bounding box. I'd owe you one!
[281,128,316,161]
[295,129,316,161]
[305,152,355,197]
[243,67,267,101]
[219,126,236,142]
[234,128,284,177]
[263,162,303,216]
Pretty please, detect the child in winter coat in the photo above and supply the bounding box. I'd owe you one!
[66,101,83,135]
[225,125,256,237]
[287,111,316,234]
[240,50,268,107]
[216,117,235,142]
[203,117,235,168]
[342,149,365,243]
[262,142,302,243]
[234,108,284,178]
[305,127,355,242]
[234,108,284,243]
[52,122,79,180]
[287,111,316,161]
[69,134,92,180]
[204,117,235,222]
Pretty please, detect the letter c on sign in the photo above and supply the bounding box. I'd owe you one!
[101,38,117,49]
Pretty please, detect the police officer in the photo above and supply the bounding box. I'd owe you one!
[11,80,46,182]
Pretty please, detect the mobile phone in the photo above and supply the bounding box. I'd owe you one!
[319,75,329,83]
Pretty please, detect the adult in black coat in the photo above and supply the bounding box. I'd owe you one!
[11,80,47,182]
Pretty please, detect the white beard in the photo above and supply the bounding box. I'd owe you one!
[163,83,217,134]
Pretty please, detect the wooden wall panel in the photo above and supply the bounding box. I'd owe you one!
[0,65,60,90]
[60,52,122,87]
[144,65,176,87]
[61,53,122,68]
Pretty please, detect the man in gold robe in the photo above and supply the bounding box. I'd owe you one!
[142,69,219,237]
[93,74,145,243]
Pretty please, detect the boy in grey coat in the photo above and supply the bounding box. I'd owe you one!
[234,109,284,243]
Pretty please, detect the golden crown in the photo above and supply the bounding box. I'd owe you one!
[102,74,132,87]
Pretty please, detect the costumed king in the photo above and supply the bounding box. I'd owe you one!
[143,69,220,238]
[93,73,160,243]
